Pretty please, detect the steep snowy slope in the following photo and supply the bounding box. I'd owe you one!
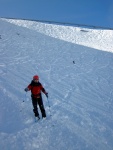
[3,18,113,52]
[0,18,113,150]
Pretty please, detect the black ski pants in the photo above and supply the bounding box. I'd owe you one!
[31,95,46,118]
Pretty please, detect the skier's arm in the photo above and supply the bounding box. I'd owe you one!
[24,84,31,92]
[41,85,48,98]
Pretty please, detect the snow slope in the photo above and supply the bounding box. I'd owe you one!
[2,18,113,53]
[0,18,113,150]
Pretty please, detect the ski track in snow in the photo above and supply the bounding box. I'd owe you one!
[0,18,113,150]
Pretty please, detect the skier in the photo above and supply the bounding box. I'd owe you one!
[24,75,48,119]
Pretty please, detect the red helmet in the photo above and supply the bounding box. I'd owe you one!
[33,75,39,80]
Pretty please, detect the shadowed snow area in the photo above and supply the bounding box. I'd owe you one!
[0,18,113,150]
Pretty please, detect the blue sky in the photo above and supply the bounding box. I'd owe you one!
[0,0,113,28]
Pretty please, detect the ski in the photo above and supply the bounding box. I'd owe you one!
[35,116,40,122]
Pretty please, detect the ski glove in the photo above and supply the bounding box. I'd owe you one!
[45,93,48,98]
[24,88,29,92]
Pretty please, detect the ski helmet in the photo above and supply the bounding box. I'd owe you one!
[33,75,39,80]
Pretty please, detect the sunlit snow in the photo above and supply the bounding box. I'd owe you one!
[3,18,113,53]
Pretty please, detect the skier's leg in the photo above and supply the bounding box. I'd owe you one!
[38,96,46,118]
[32,97,39,117]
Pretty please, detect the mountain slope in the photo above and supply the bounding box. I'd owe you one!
[3,18,113,52]
[0,18,113,150]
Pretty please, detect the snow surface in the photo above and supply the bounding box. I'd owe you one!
[0,18,113,150]
[2,18,113,53]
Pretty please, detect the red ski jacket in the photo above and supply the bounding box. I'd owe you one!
[27,80,46,98]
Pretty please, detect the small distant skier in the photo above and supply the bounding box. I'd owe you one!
[24,75,48,119]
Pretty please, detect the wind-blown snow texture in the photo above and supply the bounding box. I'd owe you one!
[0,18,113,150]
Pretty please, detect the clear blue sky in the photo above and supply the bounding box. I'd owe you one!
[0,0,113,28]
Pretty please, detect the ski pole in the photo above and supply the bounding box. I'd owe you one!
[20,93,27,112]
[47,97,52,116]
[23,92,27,102]
[46,97,55,127]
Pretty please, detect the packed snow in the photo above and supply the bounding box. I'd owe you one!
[0,18,113,150]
